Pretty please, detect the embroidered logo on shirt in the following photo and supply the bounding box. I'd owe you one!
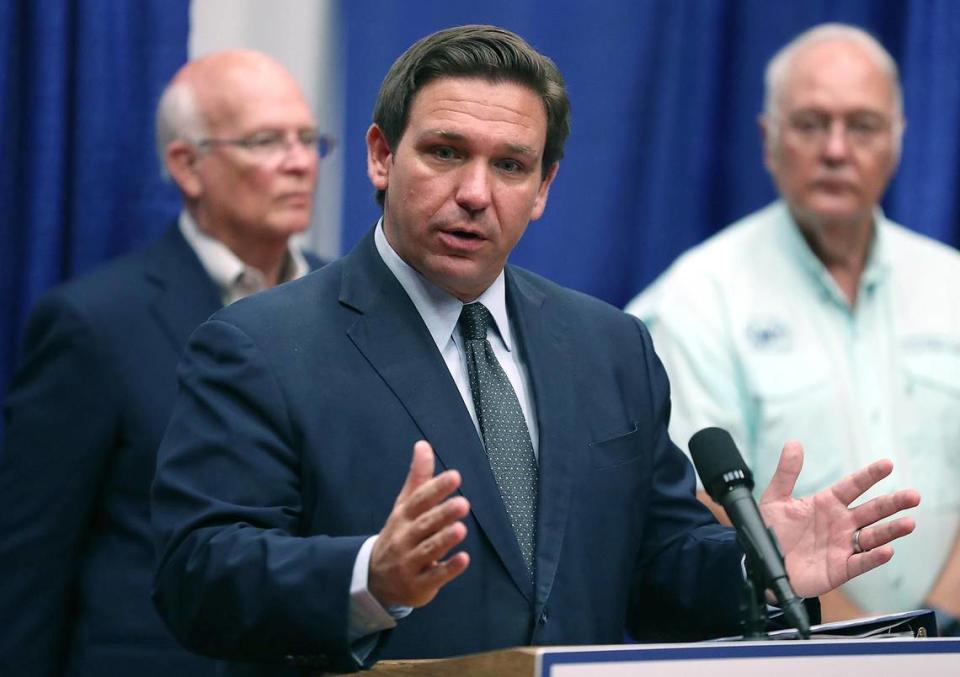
[745,318,793,351]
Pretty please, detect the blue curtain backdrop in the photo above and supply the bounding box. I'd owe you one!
[3,0,960,423]
[0,1,189,418]
[342,0,960,309]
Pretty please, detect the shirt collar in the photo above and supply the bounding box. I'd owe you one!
[861,208,891,288]
[776,201,891,300]
[178,211,309,304]
[373,218,513,352]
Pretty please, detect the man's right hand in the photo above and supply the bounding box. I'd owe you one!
[369,440,471,608]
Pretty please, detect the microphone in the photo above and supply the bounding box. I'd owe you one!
[689,427,811,639]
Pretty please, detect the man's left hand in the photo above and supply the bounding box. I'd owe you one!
[758,441,921,599]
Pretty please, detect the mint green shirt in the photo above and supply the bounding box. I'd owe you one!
[627,201,960,612]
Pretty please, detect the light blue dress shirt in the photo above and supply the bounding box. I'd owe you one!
[626,200,960,613]
[348,220,538,647]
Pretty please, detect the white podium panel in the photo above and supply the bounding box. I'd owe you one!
[540,639,960,676]
[369,638,960,677]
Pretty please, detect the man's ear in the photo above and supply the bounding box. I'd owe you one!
[165,141,203,199]
[366,124,392,192]
[758,114,775,174]
[530,161,560,221]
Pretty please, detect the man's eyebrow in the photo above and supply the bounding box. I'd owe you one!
[504,142,537,157]
[420,129,467,142]
[242,125,318,135]
[419,130,538,157]
[790,106,888,117]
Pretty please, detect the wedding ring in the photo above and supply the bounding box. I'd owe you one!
[852,527,865,554]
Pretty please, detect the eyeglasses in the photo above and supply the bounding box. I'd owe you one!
[782,110,893,148]
[196,129,336,161]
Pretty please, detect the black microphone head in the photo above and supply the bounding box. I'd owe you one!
[688,427,754,502]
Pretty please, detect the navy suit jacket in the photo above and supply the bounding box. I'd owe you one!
[0,226,320,676]
[153,229,746,675]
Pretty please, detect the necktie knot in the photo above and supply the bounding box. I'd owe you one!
[459,302,493,341]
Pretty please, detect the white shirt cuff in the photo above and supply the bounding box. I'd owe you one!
[348,535,412,645]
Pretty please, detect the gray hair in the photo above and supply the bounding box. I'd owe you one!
[154,79,208,178]
[763,23,904,149]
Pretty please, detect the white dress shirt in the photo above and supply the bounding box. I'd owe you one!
[178,211,309,305]
[627,200,960,612]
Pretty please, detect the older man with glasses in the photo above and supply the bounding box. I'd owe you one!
[0,49,329,676]
[627,23,960,631]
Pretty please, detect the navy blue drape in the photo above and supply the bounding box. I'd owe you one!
[4,1,959,421]
[342,0,960,308]
[0,0,189,410]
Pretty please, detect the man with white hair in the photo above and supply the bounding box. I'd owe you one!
[0,50,328,675]
[627,23,960,630]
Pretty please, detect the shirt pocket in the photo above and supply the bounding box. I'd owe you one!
[902,349,960,398]
[899,349,960,506]
[744,352,841,494]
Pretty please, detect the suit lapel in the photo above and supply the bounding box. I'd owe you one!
[340,232,534,601]
[145,226,223,353]
[506,269,578,614]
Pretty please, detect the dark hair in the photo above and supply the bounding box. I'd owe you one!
[371,24,571,206]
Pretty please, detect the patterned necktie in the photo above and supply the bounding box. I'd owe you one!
[459,302,538,574]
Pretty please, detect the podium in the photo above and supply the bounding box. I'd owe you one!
[364,612,959,676]
[367,638,960,676]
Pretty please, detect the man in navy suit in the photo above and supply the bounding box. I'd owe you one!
[152,27,919,675]
[0,50,328,676]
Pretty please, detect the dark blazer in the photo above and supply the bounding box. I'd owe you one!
[0,225,321,676]
[152,229,745,675]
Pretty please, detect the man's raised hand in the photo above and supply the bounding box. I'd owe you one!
[369,441,471,608]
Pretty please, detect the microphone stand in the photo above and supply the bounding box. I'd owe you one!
[740,558,771,640]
